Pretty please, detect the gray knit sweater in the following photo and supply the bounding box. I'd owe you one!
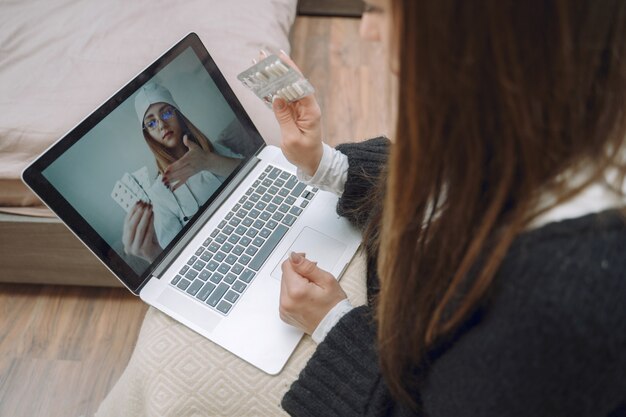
[281,138,626,417]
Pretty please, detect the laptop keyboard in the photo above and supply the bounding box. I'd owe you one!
[170,165,318,316]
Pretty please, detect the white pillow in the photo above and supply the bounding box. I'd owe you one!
[0,0,296,206]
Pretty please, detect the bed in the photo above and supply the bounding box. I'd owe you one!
[0,0,297,286]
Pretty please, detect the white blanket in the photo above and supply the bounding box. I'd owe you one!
[0,0,296,210]
[95,250,367,416]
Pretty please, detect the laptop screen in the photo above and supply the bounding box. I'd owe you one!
[24,34,265,292]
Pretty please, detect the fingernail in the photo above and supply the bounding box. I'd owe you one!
[260,49,268,57]
[280,49,288,56]
[272,96,286,110]
[290,251,304,265]
[252,58,257,64]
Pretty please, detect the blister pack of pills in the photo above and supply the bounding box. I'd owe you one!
[111,167,151,213]
[237,54,315,108]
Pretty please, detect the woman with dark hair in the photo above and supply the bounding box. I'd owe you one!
[274,0,626,415]
[123,83,242,263]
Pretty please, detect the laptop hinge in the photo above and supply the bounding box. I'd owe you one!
[147,156,261,282]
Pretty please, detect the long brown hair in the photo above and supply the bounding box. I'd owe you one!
[377,0,626,406]
[143,109,214,175]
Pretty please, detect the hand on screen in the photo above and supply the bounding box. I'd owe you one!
[122,202,162,263]
[163,135,239,190]
[269,51,323,177]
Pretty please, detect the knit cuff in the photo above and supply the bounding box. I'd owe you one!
[282,306,383,417]
[335,137,390,230]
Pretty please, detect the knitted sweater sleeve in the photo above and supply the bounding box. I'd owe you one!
[281,306,394,417]
[334,137,390,230]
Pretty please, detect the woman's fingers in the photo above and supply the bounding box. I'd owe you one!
[123,202,145,253]
[278,50,303,75]
[134,205,153,245]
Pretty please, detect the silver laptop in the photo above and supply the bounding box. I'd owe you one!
[22,33,361,374]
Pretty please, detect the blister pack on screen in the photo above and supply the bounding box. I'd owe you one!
[237,54,315,108]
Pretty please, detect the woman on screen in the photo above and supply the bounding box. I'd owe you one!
[122,83,242,263]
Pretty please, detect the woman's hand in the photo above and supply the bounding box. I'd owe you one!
[163,135,239,190]
[271,52,323,177]
[279,252,347,334]
[122,201,162,263]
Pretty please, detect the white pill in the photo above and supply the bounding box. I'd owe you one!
[255,72,269,82]
[276,62,290,74]
[286,85,299,98]
[283,87,296,100]
[264,66,274,78]
[292,82,304,95]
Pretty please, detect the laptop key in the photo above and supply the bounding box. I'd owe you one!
[218,264,230,274]
[214,252,226,262]
[224,273,237,284]
[225,254,237,265]
[232,280,247,293]
[239,254,252,265]
[185,269,198,280]
[228,235,240,245]
[233,245,245,255]
[172,274,182,285]
[252,237,265,247]
[216,301,233,315]
[177,278,192,290]
[195,247,204,256]
[261,194,273,203]
[285,176,298,190]
[282,214,296,226]
[186,256,197,266]
[187,279,204,296]
[193,260,206,271]
[207,260,219,271]
[207,283,230,307]
[199,270,211,281]
[240,269,255,283]
[224,290,239,303]
[259,228,271,238]
[291,182,306,197]
[221,243,234,253]
[210,273,224,284]
[245,246,258,256]
[197,282,216,301]
[249,224,289,271]
[269,167,281,179]
[231,264,244,275]
[179,265,189,275]
[200,251,213,262]
[278,188,290,197]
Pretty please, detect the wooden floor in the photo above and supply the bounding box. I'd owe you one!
[0,16,395,417]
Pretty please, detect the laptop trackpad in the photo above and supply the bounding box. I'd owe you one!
[270,227,347,280]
